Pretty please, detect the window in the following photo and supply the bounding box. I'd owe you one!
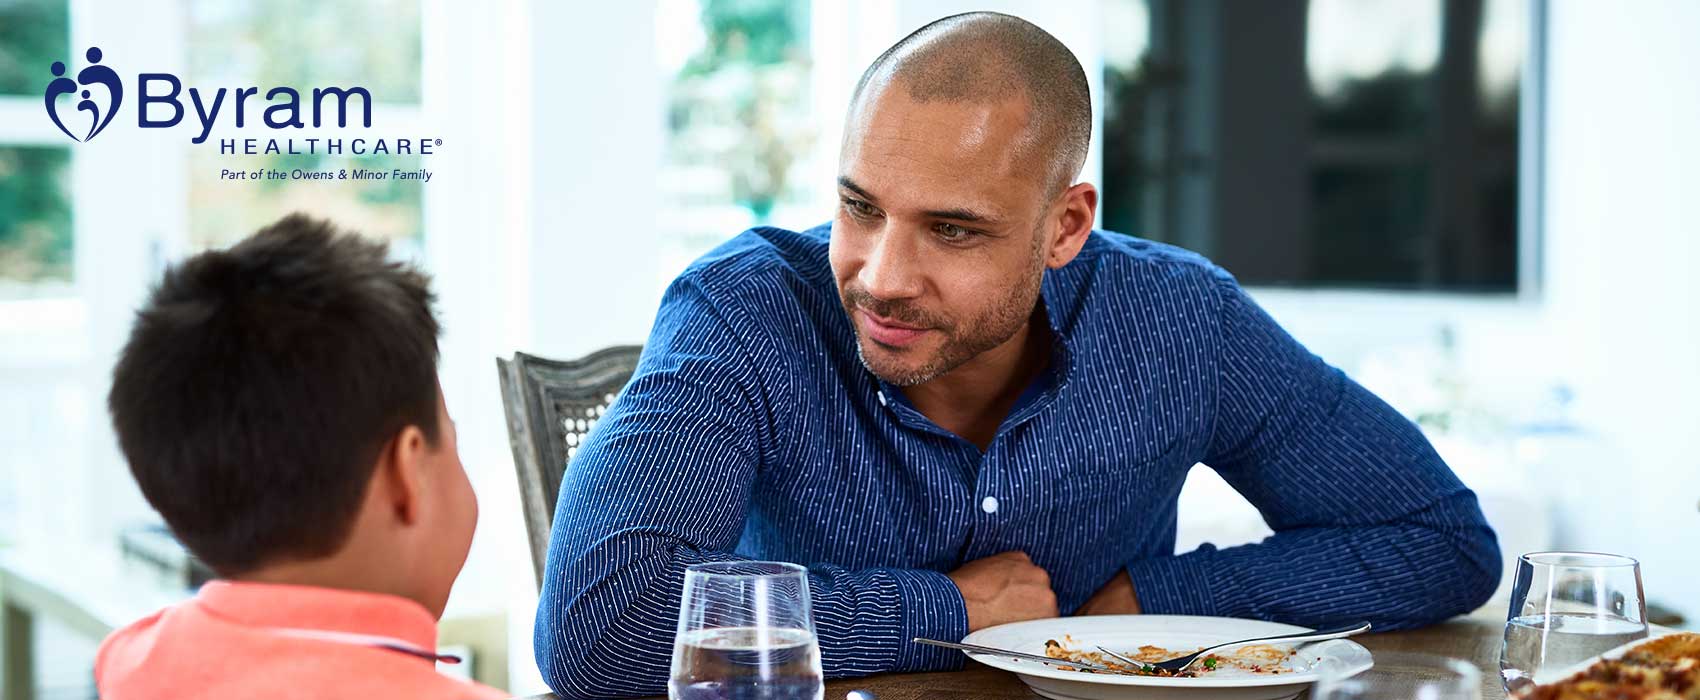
[655,0,817,262]
[184,0,424,255]
[1102,0,1532,292]
[0,0,68,95]
[0,0,73,298]
[0,146,73,296]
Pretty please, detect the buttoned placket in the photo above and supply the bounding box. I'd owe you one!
[871,343,1072,565]
[867,276,1077,562]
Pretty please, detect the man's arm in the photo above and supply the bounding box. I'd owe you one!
[534,275,974,699]
[1122,271,1501,630]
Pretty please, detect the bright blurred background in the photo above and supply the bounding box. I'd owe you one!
[1,0,1696,697]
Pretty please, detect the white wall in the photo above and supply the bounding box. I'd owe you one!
[527,1,667,359]
[1538,0,1700,618]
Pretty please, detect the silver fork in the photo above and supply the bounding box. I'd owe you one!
[1097,620,1372,674]
[912,637,1135,674]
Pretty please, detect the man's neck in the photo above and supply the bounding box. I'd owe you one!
[902,308,1052,451]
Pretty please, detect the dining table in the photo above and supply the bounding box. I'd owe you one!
[521,606,1526,700]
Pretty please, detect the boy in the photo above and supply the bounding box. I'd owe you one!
[96,214,505,700]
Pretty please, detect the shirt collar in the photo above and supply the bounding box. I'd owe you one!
[193,580,440,653]
[1037,270,1076,393]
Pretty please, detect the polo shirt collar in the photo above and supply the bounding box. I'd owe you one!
[194,580,439,653]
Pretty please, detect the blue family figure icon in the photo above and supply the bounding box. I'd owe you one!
[44,46,123,142]
[44,61,80,141]
[75,47,123,141]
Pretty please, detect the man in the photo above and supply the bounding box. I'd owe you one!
[536,12,1499,698]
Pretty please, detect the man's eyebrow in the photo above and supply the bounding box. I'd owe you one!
[920,206,997,224]
[837,176,877,203]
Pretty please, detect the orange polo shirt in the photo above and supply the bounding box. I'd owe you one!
[95,580,507,700]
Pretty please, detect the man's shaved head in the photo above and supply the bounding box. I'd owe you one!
[849,12,1092,193]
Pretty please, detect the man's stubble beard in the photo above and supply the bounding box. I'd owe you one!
[849,232,1048,387]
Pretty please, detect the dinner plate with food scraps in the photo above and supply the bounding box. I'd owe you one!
[959,615,1374,700]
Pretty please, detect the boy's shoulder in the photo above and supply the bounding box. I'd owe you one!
[95,590,506,700]
[95,605,169,684]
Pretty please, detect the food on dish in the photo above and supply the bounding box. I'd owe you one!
[1042,635,1298,677]
[1519,633,1700,700]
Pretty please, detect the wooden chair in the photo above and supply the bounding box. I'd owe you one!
[496,346,643,588]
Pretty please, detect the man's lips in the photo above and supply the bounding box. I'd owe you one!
[856,308,932,347]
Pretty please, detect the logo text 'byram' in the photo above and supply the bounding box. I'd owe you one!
[46,46,376,145]
[139,77,372,144]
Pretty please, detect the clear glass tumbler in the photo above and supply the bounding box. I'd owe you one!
[1499,551,1647,693]
[669,561,824,700]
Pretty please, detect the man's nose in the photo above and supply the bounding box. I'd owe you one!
[858,227,924,301]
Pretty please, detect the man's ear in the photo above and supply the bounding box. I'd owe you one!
[1047,182,1097,270]
[378,425,430,527]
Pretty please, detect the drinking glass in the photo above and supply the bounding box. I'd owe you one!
[1314,651,1481,700]
[669,561,824,700]
[1499,551,1647,693]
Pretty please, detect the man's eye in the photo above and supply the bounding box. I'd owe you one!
[934,223,975,242]
[843,198,878,218]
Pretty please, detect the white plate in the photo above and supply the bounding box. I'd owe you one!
[960,615,1374,700]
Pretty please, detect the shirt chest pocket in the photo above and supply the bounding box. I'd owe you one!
[1017,439,1191,519]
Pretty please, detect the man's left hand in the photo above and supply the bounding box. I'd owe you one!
[1076,570,1142,615]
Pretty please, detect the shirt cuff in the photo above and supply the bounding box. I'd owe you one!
[1124,544,1223,617]
[888,569,968,671]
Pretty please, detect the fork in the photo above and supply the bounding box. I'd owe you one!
[1096,620,1372,674]
[912,637,1133,674]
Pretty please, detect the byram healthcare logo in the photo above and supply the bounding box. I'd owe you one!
[41,45,435,159]
[45,47,122,142]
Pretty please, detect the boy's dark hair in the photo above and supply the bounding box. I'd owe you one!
[108,213,441,575]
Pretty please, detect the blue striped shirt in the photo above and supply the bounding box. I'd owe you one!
[535,224,1500,698]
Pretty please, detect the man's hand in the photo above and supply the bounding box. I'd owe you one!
[1075,570,1142,616]
[948,551,1059,631]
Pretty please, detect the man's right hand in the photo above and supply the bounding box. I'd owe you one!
[947,551,1059,631]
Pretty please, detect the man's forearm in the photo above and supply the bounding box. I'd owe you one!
[1122,491,1499,630]
[1076,570,1142,616]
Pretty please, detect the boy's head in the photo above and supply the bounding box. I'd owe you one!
[108,213,476,617]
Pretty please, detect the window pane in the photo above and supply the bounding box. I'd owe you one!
[0,146,73,296]
[1310,162,1430,285]
[657,0,815,260]
[188,0,422,104]
[1101,0,1152,238]
[0,0,68,96]
[1307,0,1519,290]
[184,0,424,251]
[1100,0,1526,292]
[1306,0,1441,107]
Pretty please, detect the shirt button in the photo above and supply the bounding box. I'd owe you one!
[981,496,999,514]
[877,391,888,406]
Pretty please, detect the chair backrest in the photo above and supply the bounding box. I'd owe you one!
[497,346,643,588]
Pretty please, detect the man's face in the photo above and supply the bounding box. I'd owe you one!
[831,88,1055,386]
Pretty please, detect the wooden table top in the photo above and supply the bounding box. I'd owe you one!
[524,608,1517,700]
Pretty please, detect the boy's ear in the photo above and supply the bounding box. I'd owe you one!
[380,425,431,527]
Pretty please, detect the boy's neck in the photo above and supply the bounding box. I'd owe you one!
[234,550,435,617]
